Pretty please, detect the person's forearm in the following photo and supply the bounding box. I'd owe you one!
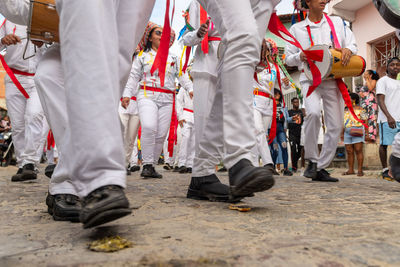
[377,94,393,120]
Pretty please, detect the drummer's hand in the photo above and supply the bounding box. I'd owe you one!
[337,48,352,66]
[189,91,193,99]
[1,34,21,46]
[300,52,308,62]
[121,97,130,109]
[31,40,44,47]
[282,77,290,86]
[197,19,210,39]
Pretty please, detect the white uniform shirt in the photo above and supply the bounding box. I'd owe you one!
[122,49,193,103]
[0,21,41,87]
[285,15,357,85]
[0,0,29,26]
[253,63,290,116]
[176,88,194,123]
[181,0,220,77]
[376,75,400,122]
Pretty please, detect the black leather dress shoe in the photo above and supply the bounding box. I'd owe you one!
[313,169,339,182]
[229,159,275,198]
[11,168,23,182]
[304,161,318,179]
[45,164,56,178]
[141,164,162,179]
[80,185,131,229]
[53,194,81,222]
[187,174,244,203]
[390,154,400,181]
[12,164,37,182]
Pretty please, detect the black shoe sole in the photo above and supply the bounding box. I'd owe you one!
[187,188,232,202]
[53,213,80,222]
[304,171,317,179]
[83,208,132,229]
[230,169,275,198]
[311,178,339,182]
[11,175,37,182]
[141,175,162,179]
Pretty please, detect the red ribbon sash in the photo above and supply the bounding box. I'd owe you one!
[0,55,30,99]
[140,85,177,157]
[150,0,175,87]
[268,13,324,97]
[254,90,277,144]
[200,5,209,54]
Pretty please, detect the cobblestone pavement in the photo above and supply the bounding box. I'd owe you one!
[1,165,400,267]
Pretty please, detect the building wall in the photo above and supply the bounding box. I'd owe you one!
[351,3,396,69]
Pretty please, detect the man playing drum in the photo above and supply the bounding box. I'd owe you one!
[285,0,358,182]
[0,17,47,182]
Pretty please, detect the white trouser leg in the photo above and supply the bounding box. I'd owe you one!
[138,98,172,165]
[56,0,154,197]
[35,44,76,195]
[153,103,173,165]
[178,122,190,167]
[302,82,322,164]
[198,0,274,168]
[174,125,182,166]
[393,132,400,158]
[254,109,273,165]
[129,140,139,166]
[6,80,46,167]
[163,135,172,165]
[21,86,46,166]
[186,122,195,168]
[138,98,158,165]
[119,113,140,166]
[5,83,26,168]
[319,86,344,169]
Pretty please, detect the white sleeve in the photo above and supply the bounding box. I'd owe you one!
[279,67,291,90]
[0,0,30,26]
[376,77,386,96]
[182,30,203,47]
[284,26,302,67]
[122,57,143,98]
[0,20,6,51]
[176,89,185,120]
[342,20,357,55]
[176,62,193,93]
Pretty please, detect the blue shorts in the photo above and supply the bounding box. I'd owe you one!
[344,127,365,145]
[379,122,400,146]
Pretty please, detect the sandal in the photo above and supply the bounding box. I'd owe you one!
[342,171,355,175]
[357,171,364,177]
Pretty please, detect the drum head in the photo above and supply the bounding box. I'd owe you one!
[304,44,332,80]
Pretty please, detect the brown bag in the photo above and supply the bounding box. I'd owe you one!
[349,127,364,137]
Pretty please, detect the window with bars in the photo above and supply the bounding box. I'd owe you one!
[370,34,400,77]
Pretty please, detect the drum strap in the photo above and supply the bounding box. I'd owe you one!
[324,14,367,127]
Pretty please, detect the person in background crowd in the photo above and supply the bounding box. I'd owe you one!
[342,93,368,176]
[376,57,400,181]
[122,23,193,179]
[288,97,303,172]
[270,89,294,176]
[286,0,357,182]
[1,20,46,182]
[359,70,379,143]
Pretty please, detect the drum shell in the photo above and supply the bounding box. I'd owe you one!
[304,45,366,80]
[28,0,59,43]
[329,49,366,79]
